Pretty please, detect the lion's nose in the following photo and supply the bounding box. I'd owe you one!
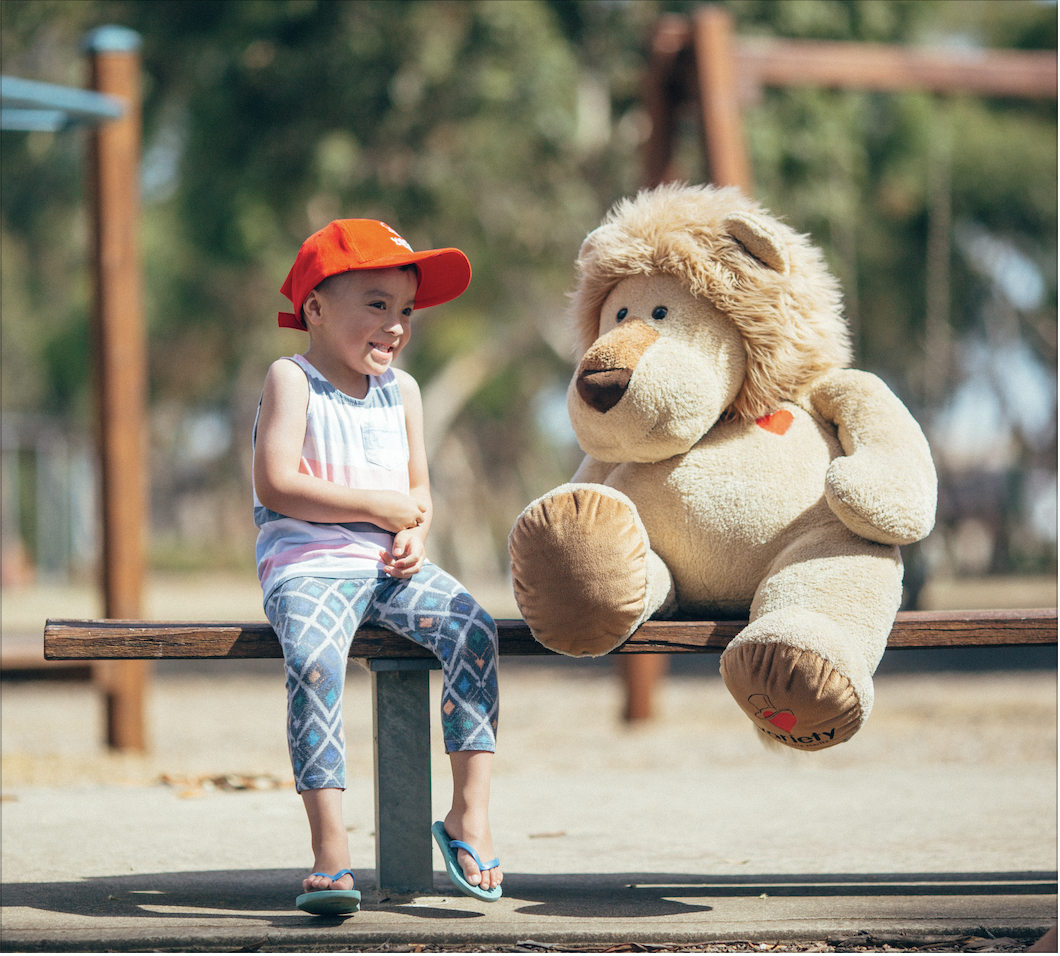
[574,318,660,414]
[576,367,633,413]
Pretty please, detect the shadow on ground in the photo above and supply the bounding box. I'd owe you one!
[2,869,1055,926]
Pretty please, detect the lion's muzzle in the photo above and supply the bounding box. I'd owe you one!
[574,320,660,414]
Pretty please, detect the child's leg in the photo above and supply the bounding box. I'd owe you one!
[266,576,375,891]
[367,566,501,889]
[444,750,501,891]
[367,565,499,752]
[301,787,354,892]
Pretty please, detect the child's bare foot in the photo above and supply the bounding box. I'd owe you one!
[302,868,355,893]
[442,809,503,892]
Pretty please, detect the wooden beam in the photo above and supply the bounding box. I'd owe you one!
[737,37,1058,100]
[641,15,1058,107]
[44,609,1058,661]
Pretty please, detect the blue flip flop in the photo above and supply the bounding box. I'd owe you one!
[295,869,361,915]
[431,821,502,902]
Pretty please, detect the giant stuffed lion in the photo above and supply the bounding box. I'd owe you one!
[509,183,937,749]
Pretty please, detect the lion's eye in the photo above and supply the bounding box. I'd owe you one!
[616,307,628,322]
[651,306,668,320]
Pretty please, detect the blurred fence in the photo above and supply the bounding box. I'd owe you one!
[1,414,99,585]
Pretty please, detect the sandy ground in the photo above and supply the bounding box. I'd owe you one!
[2,659,1056,784]
[2,661,1056,876]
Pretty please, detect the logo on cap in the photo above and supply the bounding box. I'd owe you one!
[382,223,413,252]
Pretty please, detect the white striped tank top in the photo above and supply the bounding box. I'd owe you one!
[253,354,410,600]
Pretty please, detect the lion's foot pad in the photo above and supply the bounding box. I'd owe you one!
[721,642,862,750]
[509,486,650,656]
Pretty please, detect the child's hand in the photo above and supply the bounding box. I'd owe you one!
[379,529,426,578]
[372,491,426,533]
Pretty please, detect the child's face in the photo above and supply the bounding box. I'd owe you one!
[304,267,418,379]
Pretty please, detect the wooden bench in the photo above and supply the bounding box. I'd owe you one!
[45,608,1057,895]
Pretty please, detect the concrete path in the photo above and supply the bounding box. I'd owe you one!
[2,651,1056,951]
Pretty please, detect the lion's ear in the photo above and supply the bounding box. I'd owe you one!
[723,212,790,275]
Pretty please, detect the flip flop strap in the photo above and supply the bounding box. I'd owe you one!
[308,869,356,885]
[447,839,500,872]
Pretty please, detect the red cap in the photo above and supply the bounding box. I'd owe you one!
[278,219,472,329]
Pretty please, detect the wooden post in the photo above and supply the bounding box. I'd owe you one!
[642,15,695,187]
[83,25,150,751]
[693,5,753,194]
[626,6,756,722]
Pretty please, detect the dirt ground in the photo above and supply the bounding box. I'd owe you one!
[1,662,1056,790]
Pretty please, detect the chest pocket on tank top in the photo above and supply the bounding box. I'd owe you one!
[362,424,407,472]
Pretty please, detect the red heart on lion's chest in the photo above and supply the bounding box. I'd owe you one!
[755,409,794,435]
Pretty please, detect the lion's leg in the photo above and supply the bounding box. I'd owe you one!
[508,483,675,656]
[719,525,902,750]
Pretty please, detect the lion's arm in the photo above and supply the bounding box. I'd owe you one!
[808,369,937,546]
[571,454,619,484]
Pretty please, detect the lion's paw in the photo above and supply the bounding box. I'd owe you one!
[508,484,669,656]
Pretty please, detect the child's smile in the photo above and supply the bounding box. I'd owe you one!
[302,266,418,398]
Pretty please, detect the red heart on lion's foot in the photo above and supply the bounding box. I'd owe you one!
[762,708,797,733]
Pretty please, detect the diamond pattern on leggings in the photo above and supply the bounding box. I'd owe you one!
[266,567,499,792]
[364,566,499,753]
[266,578,369,791]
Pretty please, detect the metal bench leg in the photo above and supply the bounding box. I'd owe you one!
[371,660,438,894]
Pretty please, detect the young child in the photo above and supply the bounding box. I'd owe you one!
[253,219,502,914]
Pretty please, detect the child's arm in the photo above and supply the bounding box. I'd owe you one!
[254,359,426,531]
[379,369,433,578]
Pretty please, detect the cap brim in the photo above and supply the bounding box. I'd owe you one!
[410,248,472,309]
[350,247,470,309]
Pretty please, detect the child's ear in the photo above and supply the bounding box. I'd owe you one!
[302,288,325,326]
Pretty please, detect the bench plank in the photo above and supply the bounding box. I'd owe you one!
[44,608,1057,660]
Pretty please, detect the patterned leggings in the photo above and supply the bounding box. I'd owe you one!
[264,566,499,792]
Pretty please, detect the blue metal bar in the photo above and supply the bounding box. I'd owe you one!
[1,75,124,130]
[1,108,67,132]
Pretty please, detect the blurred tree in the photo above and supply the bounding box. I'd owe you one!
[1,0,1055,586]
